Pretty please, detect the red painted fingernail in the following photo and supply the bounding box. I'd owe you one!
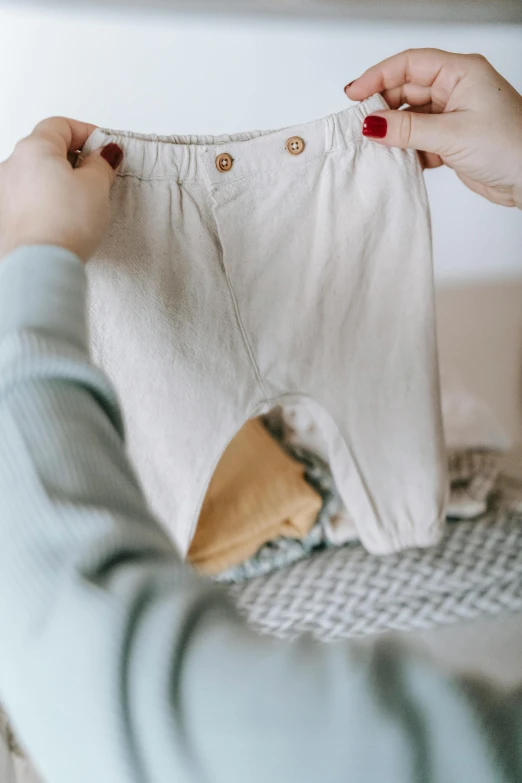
[101,143,124,170]
[344,81,355,91]
[362,115,387,138]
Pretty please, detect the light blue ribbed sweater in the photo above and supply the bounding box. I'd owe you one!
[0,245,520,783]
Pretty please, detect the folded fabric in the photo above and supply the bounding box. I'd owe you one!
[188,419,321,575]
[446,450,501,519]
[219,435,522,587]
[441,369,511,519]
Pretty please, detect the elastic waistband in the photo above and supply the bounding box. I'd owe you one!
[81,94,388,185]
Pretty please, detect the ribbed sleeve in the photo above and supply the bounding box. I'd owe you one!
[0,245,520,783]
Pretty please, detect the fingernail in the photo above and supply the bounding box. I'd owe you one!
[344,80,355,92]
[101,143,124,170]
[362,115,387,138]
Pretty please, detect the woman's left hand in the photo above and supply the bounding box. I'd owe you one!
[0,117,123,262]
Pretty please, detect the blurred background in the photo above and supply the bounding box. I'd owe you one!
[0,0,521,456]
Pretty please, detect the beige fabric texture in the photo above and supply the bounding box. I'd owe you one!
[81,93,447,557]
[188,419,321,574]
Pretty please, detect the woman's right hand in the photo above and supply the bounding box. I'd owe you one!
[345,48,522,209]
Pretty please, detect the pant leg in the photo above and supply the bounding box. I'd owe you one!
[86,168,264,556]
[211,123,447,553]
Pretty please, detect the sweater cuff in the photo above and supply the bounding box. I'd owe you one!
[0,245,87,350]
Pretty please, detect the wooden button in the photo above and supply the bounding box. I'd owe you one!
[216,152,233,172]
[286,136,305,155]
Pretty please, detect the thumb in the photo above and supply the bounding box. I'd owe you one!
[362,110,454,157]
[76,142,124,186]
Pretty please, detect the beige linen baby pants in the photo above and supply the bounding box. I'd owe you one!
[81,94,448,557]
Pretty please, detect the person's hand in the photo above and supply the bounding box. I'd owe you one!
[345,48,522,208]
[0,117,123,262]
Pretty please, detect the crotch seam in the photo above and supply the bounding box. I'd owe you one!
[203,171,269,403]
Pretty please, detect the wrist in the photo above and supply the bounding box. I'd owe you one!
[0,241,83,265]
[0,234,89,264]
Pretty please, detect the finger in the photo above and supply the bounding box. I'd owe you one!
[362,108,456,156]
[406,106,444,168]
[381,84,437,110]
[29,117,98,158]
[76,143,124,189]
[345,47,461,101]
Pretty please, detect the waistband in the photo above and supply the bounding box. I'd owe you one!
[81,94,388,185]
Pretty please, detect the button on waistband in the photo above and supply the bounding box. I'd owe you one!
[286,136,305,155]
[216,152,233,172]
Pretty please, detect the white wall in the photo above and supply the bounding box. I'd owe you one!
[1,4,521,282]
